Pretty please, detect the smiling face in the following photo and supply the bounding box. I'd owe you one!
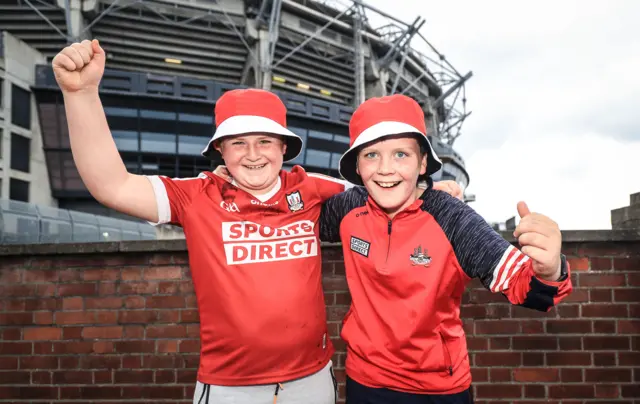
[356,134,427,218]
[215,133,287,196]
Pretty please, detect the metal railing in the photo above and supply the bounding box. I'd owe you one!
[0,199,158,245]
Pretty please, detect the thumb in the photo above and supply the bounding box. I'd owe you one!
[91,39,105,61]
[517,201,531,219]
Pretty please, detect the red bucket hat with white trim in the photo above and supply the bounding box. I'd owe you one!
[201,89,303,162]
[339,94,442,186]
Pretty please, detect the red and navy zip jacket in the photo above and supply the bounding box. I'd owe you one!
[319,185,572,394]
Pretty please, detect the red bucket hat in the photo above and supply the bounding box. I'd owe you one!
[338,94,442,185]
[201,89,303,162]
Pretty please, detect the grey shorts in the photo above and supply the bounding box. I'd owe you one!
[193,360,337,404]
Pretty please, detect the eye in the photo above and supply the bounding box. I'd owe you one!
[395,151,408,158]
[231,141,245,146]
[363,151,377,159]
[259,139,272,144]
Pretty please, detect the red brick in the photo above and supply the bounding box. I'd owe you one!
[547,352,592,366]
[94,370,112,383]
[119,281,158,295]
[32,342,53,354]
[594,385,619,399]
[326,306,350,321]
[614,257,640,271]
[56,312,95,325]
[557,304,579,317]
[20,356,58,369]
[0,312,33,325]
[467,289,507,304]
[157,340,178,353]
[564,288,589,302]
[549,384,592,398]
[511,305,550,319]
[618,320,640,335]
[514,368,559,382]
[512,336,558,350]
[58,283,97,296]
[180,309,200,323]
[94,311,118,324]
[489,337,510,350]
[0,342,32,355]
[475,385,522,399]
[146,325,187,338]
[114,370,154,383]
[83,268,120,281]
[489,368,511,382]
[524,385,546,398]
[630,304,640,318]
[0,269,22,283]
[23,327,61,340]
[475,352,521,366]
[0,386,57,399]
[584,336,630,350]
[590,257,612,270]
[615,289,640,302]
[546,319,591,333]
[124,326,145,338]
[98,282,117,295]
[594,352,616,366]
[145,296,185,309]
[124,296,145,309]
[157,310,180,323]
[62,326,83,339]
[322,276,348,292]
[470,368,488,382]
[179,339,200,353]
[82,326,123,339]
[586,368,631,382]
[466,337,488,350]
[579,273,626,287]
[567,257,589,270]
[24,270,58,282]
[335,292,351,306]
[475,320,520,335]
[158,281,179,294]
[0,371,30,384]
[156,369,176,383]
[62,297,84,310]
[85,297,123,310]
[0,357,18,370]
[621,385,640,398]
[53,341,94,354]
[144,266,183,280]
[522,352,544,366]
[53,370,93,384]
[120,310,157,324]
[582,303,628,317]
[618,352,640,366]
[520,320,544,334]
[589,289,612,302]
[92,341,114,354]
[593,320,616,333]
[628,273,640,286]
[558,336,583,350]
[115,340,155,353]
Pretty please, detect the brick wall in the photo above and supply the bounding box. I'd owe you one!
[0,231,639,403]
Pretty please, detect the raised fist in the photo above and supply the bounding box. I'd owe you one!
[52,39,105,93]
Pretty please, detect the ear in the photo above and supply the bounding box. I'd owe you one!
[355,156,360,176]
[214,140,223,153]
[281,139,287,155]
[419,153,427,176]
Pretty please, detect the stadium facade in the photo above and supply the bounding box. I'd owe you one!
[0,0,472,221]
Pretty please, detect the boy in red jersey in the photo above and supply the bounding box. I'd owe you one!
[52,40,462,404]
[319,94,573,404]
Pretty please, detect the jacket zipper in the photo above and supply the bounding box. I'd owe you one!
[385,219,392,263]
[440,332,453,376]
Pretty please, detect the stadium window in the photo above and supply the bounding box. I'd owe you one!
[9,178,29,202]
[330,153,341,170]
[140,109,176,120]
[179,113,212,124]
[305,149,331,168]
[0,77,3,109]
[140,132,177,154]
[10,133,30,173]
[112,130,139,152]
[334,135,350,144]
[178,135,207,156]
[0,128,3,159]
[308,130,333,141]
[11,84,31,130]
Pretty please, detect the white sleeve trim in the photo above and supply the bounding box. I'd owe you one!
[145,175,171,226]
[306,173,354,191]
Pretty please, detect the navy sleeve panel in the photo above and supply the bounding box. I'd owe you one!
[421,189,572,311]
[319,186,369,243]
[421,189,510,288]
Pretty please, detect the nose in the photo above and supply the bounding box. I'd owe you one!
[246,142,261,161]
[377,154,394,175]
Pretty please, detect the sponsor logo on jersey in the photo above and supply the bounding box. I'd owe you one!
[220,201,240,213]
[350,236,370,257]
[286,191,304,212]
[410,245,431,266]
[222,220,317,264]
[251,200,279,207]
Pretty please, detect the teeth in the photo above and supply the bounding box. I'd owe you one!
[376,181,400,188]
[245,164,266,170]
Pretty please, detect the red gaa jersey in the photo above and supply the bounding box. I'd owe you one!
[146,166,348,385]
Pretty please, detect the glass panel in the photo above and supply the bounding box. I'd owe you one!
[140,109,176,120]
[330,153,341,170]
[112,130,139,151]
[334,135,350,144]
[11,84,31,129]
[178,135,207,156]
[305,149,331,168]
[179,113,212,124]
[141,132,176,154]
[104,107,138,117]
[308,130,333,141]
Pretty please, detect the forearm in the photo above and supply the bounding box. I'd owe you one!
[64,90,129,205]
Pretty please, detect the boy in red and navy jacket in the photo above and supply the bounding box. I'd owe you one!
[319,95,573,404]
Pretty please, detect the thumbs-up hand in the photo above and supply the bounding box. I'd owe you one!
[513,201,562,281]
[52,39,106,94]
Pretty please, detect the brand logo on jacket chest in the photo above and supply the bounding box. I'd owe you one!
[410,245,431,266]
[350,236,370,257]
[286,191,304,212]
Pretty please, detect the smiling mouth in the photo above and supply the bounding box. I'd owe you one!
[244,163,267,170]
[374,181,401,189]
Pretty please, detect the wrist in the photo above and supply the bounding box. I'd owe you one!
[62,87,100,99]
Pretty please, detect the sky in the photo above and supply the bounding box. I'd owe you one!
[366,0,640,230]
